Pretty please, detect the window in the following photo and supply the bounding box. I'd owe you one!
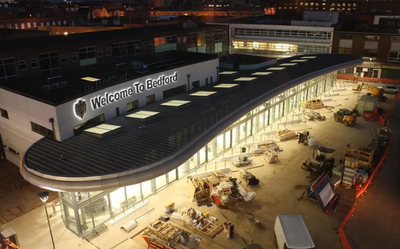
[0,108,8,119]
[142,42,148,50]
[391,36,400,43]
[128,40,142,56]
[363,49,378,57]
[338,48,352,54]
[71,53,78,62]
[78,46,97,66]
[112,42,127,58]
[106,47,112,56]
[18,60,27,71]
[61,54,68,64]
[339,34,354,39]
[97,48,104,57]
[388,51,400,62]
[154,36,177,52]
[31,59,39,69]
[38,52,60,72]
[0,58,18,80]
[31,121,53,139]
[365,35,380,41]
[126,100,139,112]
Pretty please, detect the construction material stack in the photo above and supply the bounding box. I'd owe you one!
[142,220,201,249]
[191,178,211,207]
[177,208,224,238]
[305,99,324,109]
[276,129,298,141]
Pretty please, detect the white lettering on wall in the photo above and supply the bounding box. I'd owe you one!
[86,72,178,112]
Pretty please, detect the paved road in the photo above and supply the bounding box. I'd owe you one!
[345,99,400,249]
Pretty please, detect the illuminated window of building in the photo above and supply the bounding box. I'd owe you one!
[304,3,308,6]
[347,8,351,11]
[197,31,206,53]
[348,3,351,6]
[322,3,325,6]
[78,46,97,66]
[388,51,400,62]
[154,35,177,53]
[365,35,380,41]
[300,2,303,6]
[337,3,341,6]
[353,3,356,6]
[316,3,319,6]
[284,7,287,9]
[310,2,314,6]
[331,3,335,6]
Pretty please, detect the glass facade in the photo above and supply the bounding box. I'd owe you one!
[59,71,337,237]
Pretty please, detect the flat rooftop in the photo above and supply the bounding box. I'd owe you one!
[0,50,217,105]
[22,54,362,191]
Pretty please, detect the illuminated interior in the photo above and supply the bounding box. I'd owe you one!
[232,40,330,55]
[81,77,100,82]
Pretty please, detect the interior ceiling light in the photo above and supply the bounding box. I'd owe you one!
[213,83,239,89]
[234,77,257,81]
[190,91,218,97]
[81,77,100,82]
[160,100,191,107]
[126,110,160,119]
[251,72,272,76]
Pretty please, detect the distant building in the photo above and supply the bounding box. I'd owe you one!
[228,11,337,58]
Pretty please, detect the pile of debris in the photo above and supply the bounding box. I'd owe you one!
[276,129,298,141]
[306,99,324,110]
[303,111,326,121]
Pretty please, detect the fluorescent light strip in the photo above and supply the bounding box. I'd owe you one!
[219,71,238,75]
[267,67,285,70]
[81,77,100,82]
[234,77,257,82]
[160,100,191,107]
[252,72,272,76]
[190,91,218,97]
[126,111,160,119]
[214,83,239,89]
[280,63,297,66]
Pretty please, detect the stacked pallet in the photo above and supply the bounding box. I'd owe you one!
[192,178,211,206]
[306,100,324,110]
[276,129,299,141]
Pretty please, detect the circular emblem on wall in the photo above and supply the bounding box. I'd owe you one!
[73,99,87,120]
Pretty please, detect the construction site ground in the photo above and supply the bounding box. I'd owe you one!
[0,80,397,249]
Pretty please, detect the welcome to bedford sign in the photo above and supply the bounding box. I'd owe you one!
[89,72,178,110]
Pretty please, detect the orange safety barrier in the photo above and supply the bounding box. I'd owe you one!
[338,120,393,249]
[337,74,400,85]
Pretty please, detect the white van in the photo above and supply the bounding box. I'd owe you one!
[274,215,315,249]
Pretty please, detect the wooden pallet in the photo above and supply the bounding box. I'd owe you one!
[306,100,324,110]
[176,220,224,238]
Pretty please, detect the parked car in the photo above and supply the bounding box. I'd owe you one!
[379,85,400,94]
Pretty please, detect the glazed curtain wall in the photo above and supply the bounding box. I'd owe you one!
[59,72,336,236]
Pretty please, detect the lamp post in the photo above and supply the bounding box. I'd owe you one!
[37,191,56,249]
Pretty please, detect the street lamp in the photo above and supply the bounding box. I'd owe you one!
[37,191,56,249]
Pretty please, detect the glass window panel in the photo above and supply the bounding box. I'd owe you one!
[199,146,206,164]
[63,204,78,234]
[239,123,246,141]
[141,180,153,199]
[225,130,231,149]
[168,169,177,183]
[91,196,111,227]
[126,184,141,201]
[78,207,94,232]
[178,162,190,178]
[232,127,239,147]
[188,155,197,170]
[109,188,126,212]
[155,175,167,191]
[207,139,216,161]
[216,134,224,154]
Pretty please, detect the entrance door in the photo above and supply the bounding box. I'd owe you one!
[372,69,379,78]
[0,133,5,161]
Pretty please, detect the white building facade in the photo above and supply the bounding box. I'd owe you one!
[0,59,219,166]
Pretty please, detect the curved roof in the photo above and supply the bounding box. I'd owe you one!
[21,54,362,192]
